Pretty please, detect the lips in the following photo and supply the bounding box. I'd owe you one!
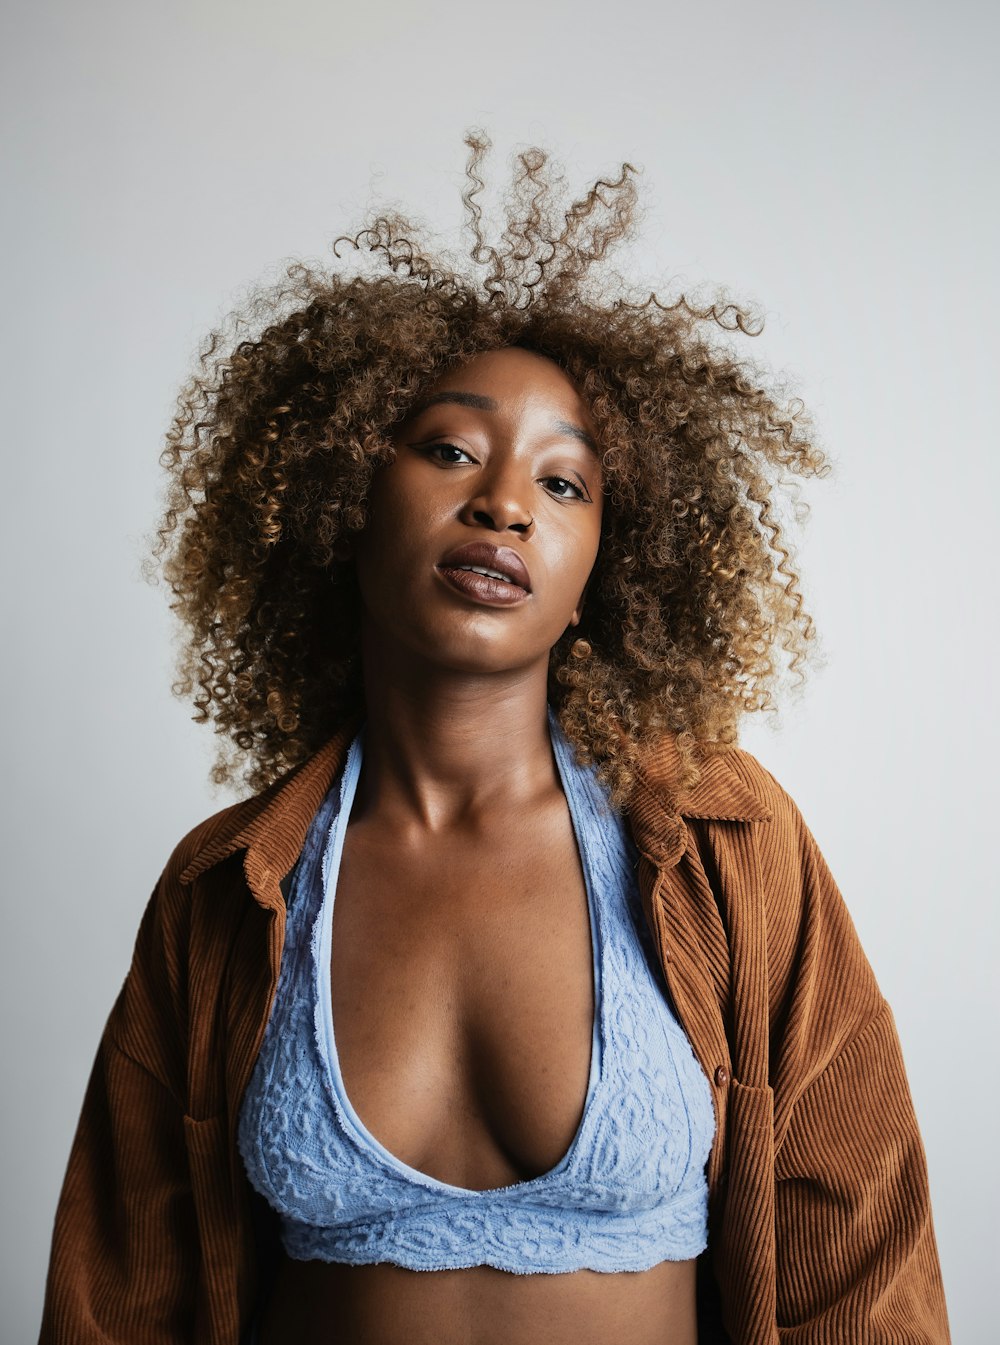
[435,542,532,608]
[437,542,532,593]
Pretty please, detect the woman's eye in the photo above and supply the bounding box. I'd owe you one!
[544,476,587,500]
[426,443,475,465]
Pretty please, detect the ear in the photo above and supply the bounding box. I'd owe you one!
[570,577,592,628]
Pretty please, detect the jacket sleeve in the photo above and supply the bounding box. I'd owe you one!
[39,861,201,1344]
[762,787,951,1342]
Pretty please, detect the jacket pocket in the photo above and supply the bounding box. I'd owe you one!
[726,1078,774,1133]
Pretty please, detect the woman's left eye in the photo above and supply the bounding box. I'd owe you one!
[544,476,587,500]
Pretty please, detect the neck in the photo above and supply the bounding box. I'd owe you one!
[356,629,559,831]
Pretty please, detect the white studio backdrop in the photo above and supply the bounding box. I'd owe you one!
[3,0,996,1339]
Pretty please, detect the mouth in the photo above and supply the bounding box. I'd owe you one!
[436,542,532,607]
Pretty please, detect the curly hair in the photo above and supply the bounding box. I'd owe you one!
[148,131,830,810]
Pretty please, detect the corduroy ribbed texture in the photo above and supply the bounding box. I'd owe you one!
[38,726,951,1343]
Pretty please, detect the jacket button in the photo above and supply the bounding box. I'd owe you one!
[714,1066,729,1087]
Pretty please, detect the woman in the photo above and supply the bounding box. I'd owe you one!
[39,134,950,1344]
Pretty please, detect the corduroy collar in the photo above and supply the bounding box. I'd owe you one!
[178,716,771,888]
[623,730,772,867]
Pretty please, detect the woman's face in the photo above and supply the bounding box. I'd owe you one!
[352,346,604,677]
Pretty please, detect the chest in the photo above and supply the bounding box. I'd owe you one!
[327,804,598,1190]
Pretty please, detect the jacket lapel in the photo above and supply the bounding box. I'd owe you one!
[179,718,360,899]
[624,736,773,1196]
[178,720,360,1160]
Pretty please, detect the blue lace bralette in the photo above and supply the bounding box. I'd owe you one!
[237,709,715,1273]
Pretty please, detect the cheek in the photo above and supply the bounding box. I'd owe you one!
[560,517,602,591]
[352,493,403,607]
[352,472,445,622]
[357,469,417,559]
[536,534,600,637]
[361,458,447,549]
[364,467,403,531]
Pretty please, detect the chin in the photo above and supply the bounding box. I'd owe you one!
[425,643,540,678]
[394,624,545,677]
[364,604,556,677]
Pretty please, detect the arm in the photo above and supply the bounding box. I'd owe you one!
[39,864,200,1344]
[774,1001,949,1341]
[38,1036,198,1343]
[761,790,951,1341]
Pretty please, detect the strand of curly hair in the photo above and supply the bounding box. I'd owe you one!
[146,130,829,810]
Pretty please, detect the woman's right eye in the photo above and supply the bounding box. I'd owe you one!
[425,442,475,465]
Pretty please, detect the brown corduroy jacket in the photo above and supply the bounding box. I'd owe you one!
[39,722,951,1344]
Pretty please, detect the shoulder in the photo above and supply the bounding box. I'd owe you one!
[692,742,884,1046]
[684,739,841,917]
[129,794,261,961]
[694,742,816,856]
[106,783,294,1081]
[159,723,358,893]
[160,793,269,892]
[101,792,266,1092]
[634,729,806,833]
[695,741,797,813]
[163,799,256,885]
[662,737,875,977]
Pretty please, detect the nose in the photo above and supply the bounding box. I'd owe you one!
[459,465,535,536]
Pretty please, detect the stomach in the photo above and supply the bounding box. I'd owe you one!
[256,1254,699,1345]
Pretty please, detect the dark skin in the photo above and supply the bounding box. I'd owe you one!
[259,347,699,1345]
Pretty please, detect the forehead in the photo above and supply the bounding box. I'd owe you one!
[420,348,588,411]
[407,348,599,451]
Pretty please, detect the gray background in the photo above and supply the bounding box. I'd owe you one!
[3,1,997,1340]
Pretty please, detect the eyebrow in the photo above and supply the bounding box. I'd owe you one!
[412,391,600,456]
[553,418,599,454]
[418,391,497,412]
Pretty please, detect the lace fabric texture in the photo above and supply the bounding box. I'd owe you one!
[237,709,715,1273]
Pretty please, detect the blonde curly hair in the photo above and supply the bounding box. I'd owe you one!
[149,131,829,809]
